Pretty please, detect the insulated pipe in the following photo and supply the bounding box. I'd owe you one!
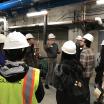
[0,0,32,10]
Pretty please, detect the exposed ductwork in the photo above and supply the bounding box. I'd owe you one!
[0,0,32,10]
[9,21,72,29]
[0,0,87,19]
[0,0,87,11]
[0,0,53,11]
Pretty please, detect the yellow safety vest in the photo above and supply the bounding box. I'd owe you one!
[0,68,40,104]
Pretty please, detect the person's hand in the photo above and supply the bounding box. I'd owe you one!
[94,88,101,98]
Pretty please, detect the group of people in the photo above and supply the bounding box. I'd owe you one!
[0,31,104,104]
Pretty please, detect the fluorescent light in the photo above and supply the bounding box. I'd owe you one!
[96,0,104,5]
[27,10,48,17]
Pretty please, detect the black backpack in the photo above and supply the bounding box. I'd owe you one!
[54,59,89,103]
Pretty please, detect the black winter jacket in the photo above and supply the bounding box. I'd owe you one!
[54,59,88,104]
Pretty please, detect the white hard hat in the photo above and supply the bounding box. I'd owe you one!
[48,33,56,39]
[76,35,82,40]
[0,34,6,43]
[26,33,34,39]
[83,33,94,42]
[61,40,76,54]
[101,40,104,45]
[95,17,103,25]
[3,31,29,49]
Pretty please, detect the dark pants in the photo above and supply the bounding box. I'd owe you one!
[95,72,103,87]
[84,77,90,104]
[45,58,57,86]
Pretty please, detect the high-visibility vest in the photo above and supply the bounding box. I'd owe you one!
[0,68,40,104]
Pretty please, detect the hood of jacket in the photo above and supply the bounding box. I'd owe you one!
[0,60,29,82]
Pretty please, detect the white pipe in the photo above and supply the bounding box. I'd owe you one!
[27,10,48,17]
[9,21,72,29]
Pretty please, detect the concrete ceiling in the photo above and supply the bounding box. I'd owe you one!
[0,0,87,17]
[0,0,87,11]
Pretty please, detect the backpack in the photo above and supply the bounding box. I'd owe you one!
[54,59,89,103]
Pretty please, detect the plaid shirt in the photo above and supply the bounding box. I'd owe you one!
[80,47,95,78]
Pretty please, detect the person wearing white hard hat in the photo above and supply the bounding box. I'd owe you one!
[44,33,60,89]
[94,40,104,103]
[24,33,37,67]
[0,31,44,104]
[54,40,88,104]
[25,33,35,45]
[80,33,95,104]
[83,33,94,42]
[48,33,56,39]
[0,34,6,66]
[75,35,84,60]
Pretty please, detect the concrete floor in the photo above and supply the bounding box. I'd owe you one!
[40,86,57,104]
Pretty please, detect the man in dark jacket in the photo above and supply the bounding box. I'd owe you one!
[44,33,60,89]
[24,33,37,67]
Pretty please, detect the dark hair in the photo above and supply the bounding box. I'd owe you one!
[0,43,4,51]
[95,45,104,86]
[5,48,25,61]
[60,51,77,62]
[99,45,104,68]
[84,39,91,48]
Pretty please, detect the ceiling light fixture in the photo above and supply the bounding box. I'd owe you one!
[96,0,104,5]
[26,10,48,17]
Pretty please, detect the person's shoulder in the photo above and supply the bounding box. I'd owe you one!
[81,48,88,54]
[29,67,40,72]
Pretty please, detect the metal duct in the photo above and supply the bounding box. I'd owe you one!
[0,0,32,10]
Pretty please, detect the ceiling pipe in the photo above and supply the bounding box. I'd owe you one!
[9,21,72,29]
[0,0,87,14]
[0,0,87,11]
[0,0,32,11]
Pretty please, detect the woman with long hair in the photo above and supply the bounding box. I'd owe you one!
[54,40,88,104]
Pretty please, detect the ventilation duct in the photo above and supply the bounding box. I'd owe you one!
[0,0,32,10]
